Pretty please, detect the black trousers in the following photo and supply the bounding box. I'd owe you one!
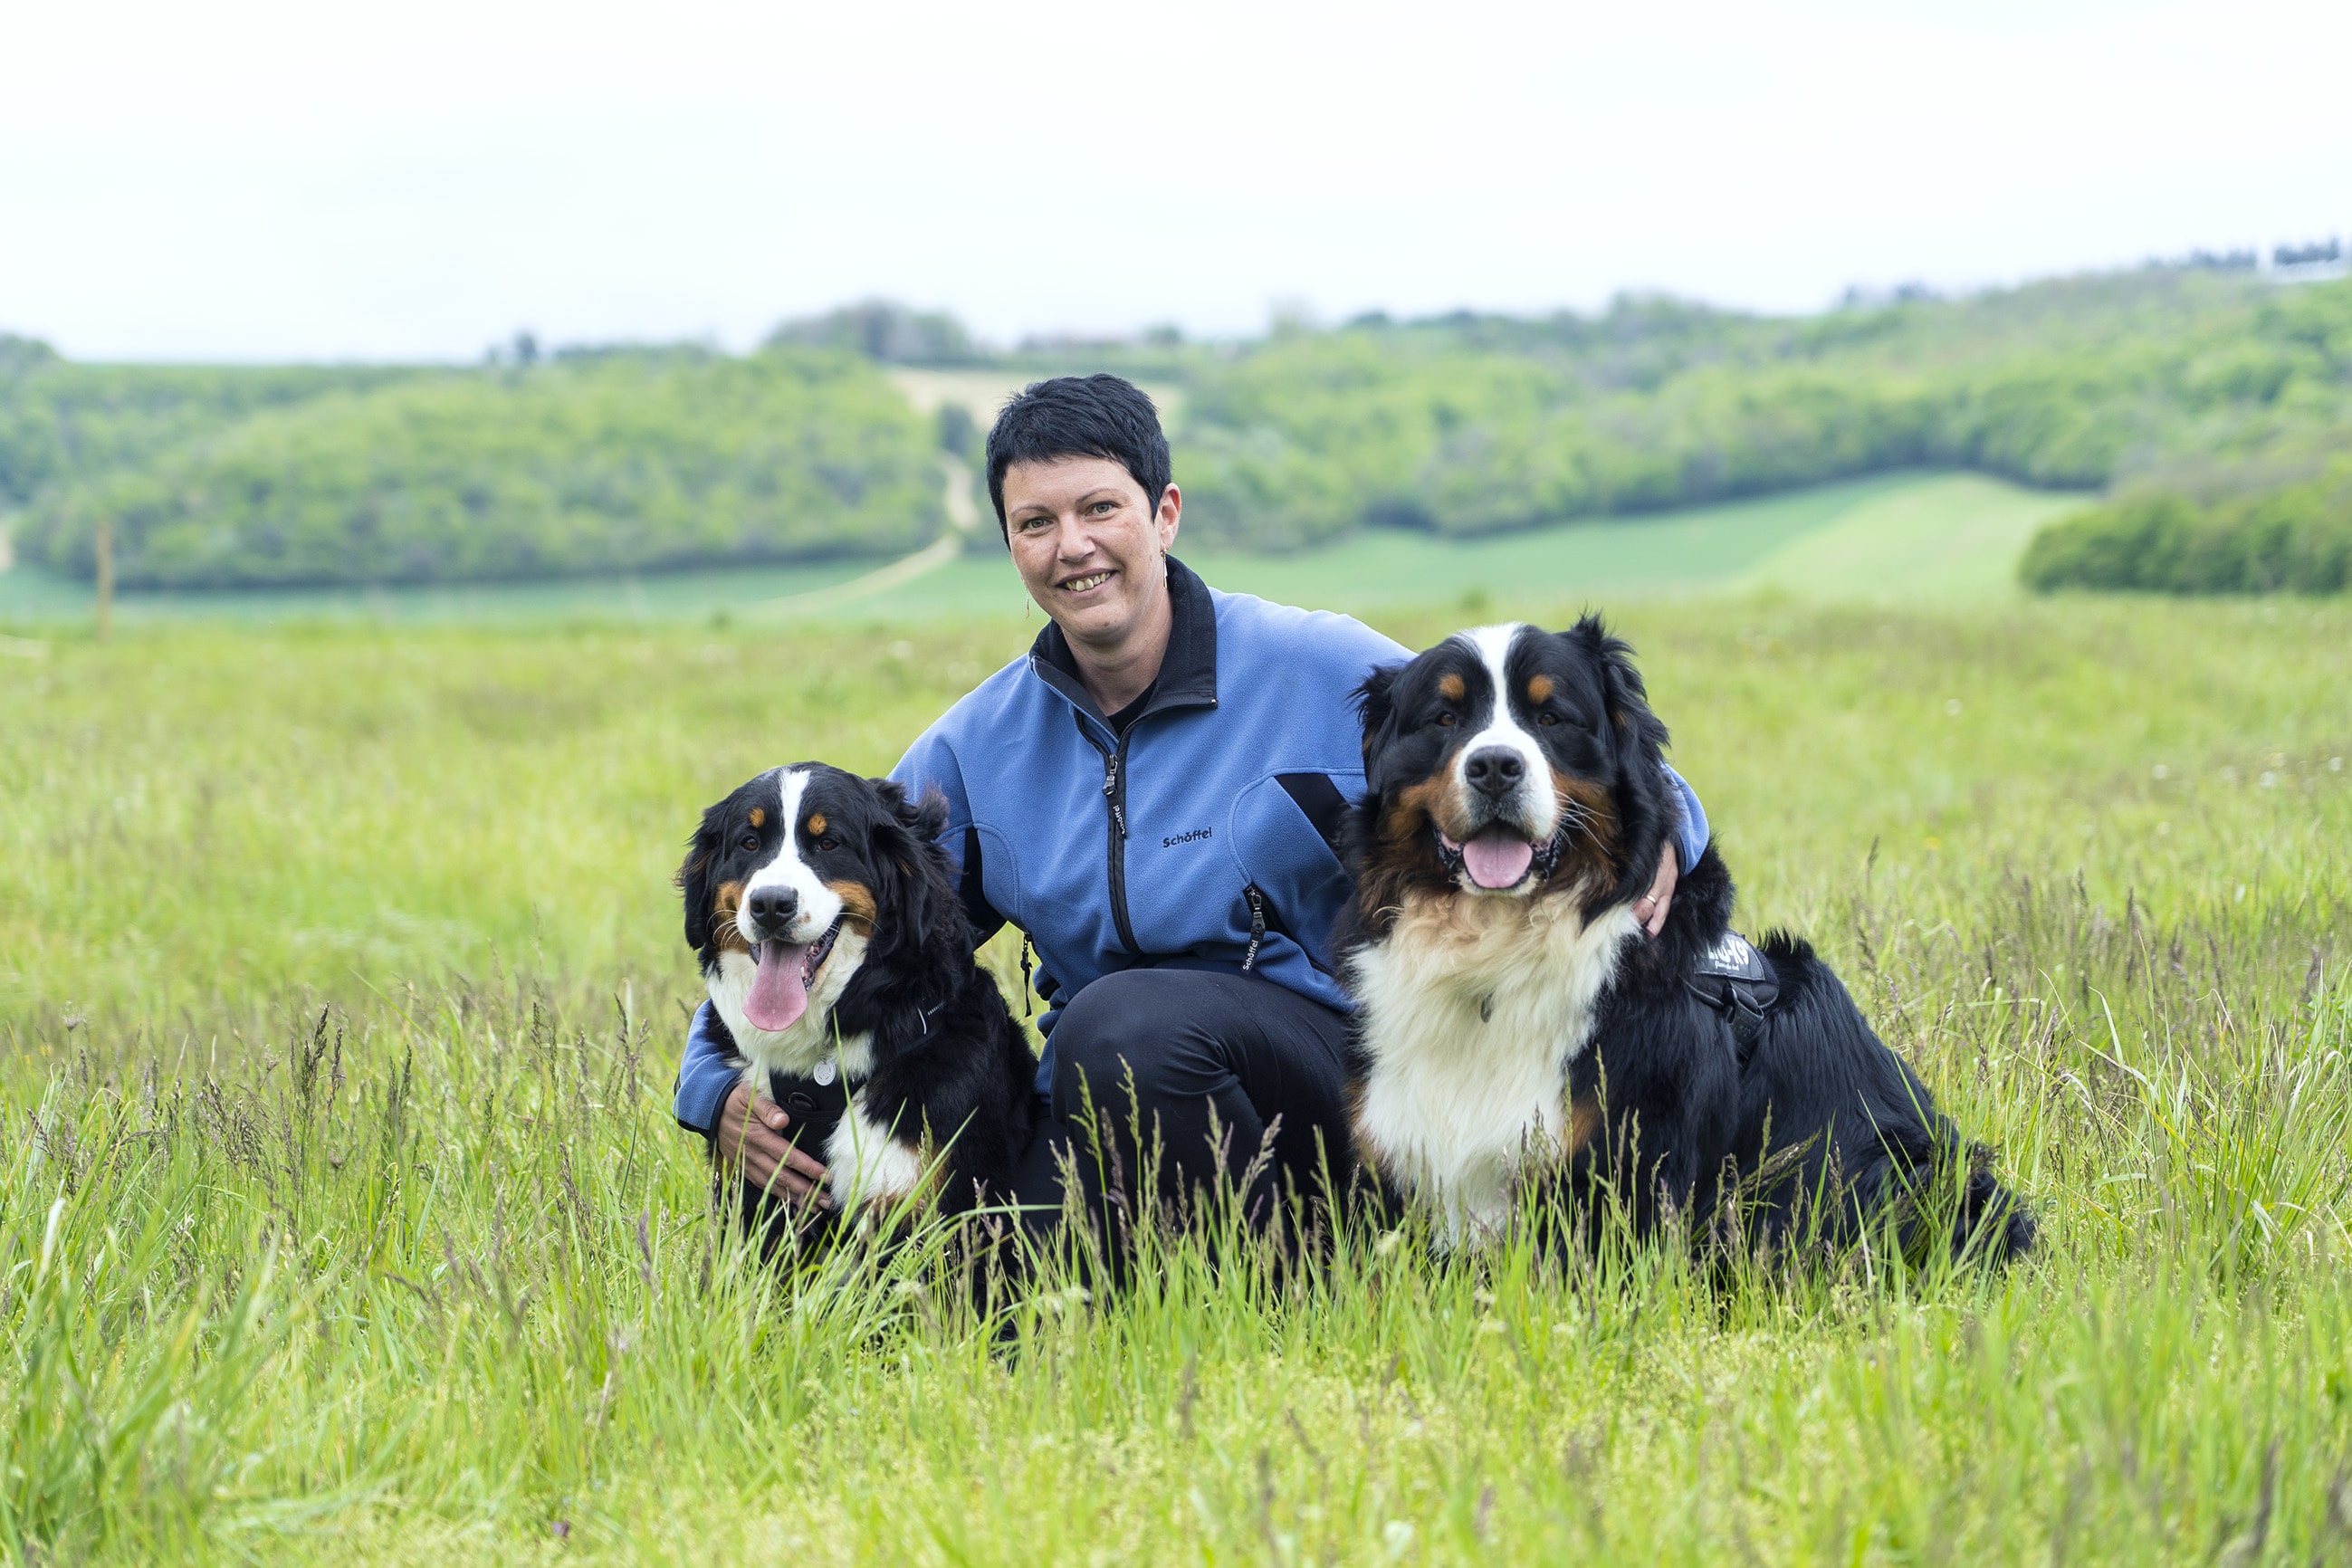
[1006,969,1358,1227]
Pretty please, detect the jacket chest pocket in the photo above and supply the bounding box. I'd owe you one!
[1229,770,1361,968]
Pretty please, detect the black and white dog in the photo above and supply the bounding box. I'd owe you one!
[677,764,1035,1234]
[1340,620,2032,1262]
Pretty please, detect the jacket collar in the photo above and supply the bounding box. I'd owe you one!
[1028,555,1219,731]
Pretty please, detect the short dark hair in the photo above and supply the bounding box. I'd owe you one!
[985,374,1171,540]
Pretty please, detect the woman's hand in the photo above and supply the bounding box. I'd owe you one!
[1634,840,1677,937]
[713,1080,833,1209]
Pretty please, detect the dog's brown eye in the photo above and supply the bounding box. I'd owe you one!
[1536,712,1559,726]
[817,837,838,852]
[740,833,760,850]
[1435,712,1458,728]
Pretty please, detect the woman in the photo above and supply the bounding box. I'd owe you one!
[675,374,1707,1222]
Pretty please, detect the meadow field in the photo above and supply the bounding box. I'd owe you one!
[3,567,2350,1560]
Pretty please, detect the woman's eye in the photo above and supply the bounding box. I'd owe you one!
[740,833,760,850]
[1435,712,1458,729]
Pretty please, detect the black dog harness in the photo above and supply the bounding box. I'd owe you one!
[758,1005,947,1155]
[1685,932,1779,1066]
[765,1062,857,1154]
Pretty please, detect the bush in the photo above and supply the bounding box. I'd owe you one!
[2021,471,2352,594]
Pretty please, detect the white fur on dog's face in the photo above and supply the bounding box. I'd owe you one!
[736,769,845,948]
[707,768,868,1079]
[1448,624,1560,865]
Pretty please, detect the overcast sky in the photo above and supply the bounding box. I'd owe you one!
[4,0,2346,362]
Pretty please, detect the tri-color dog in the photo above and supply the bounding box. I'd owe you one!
[677,764,1035,1237]
[1339,619,2033,1261]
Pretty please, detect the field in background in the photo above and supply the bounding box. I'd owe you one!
[0,469,2085,630]
[4,593,2348,1560]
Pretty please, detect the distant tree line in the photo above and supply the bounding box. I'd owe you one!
[12,349,942,588]
[1163,272,2352,584]
[765,301,979,365]
[6,266,2350,594]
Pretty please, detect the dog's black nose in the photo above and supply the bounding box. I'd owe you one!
[744,886,798,927]
[1465,748,1526,796]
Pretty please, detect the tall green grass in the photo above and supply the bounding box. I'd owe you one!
[4,597,2349,1561]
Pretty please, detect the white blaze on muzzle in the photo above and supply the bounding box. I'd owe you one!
[736,769,847,1031]
[1445,624,1557,889]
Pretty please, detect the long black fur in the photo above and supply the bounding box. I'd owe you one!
[1342,618,2034,1264]
[678,764,1036,1248]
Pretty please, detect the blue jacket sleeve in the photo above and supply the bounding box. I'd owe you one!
[1662,762,1709,870]
[674,999,740,1138]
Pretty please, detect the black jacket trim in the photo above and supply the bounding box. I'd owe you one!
[958,824,1005,943]
[1028,556,1219,730]
[1275,771,1349,857]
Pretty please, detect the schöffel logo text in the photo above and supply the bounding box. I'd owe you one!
[1162,827,1213,848]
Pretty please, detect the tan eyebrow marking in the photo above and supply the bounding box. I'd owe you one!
[747,808,765,827]
[807,812,827,836]
[1438,673,1466,703]
[1527,674,1554,703]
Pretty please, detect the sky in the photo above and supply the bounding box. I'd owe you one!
[4,0,2347,362]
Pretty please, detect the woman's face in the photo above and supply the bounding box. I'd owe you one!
[1001,456,1181,652]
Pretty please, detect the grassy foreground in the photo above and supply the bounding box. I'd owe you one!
[3,596,2350,1562]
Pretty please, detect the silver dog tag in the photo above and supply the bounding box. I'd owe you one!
[812,1059,837,1086]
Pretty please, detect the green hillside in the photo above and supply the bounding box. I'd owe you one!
[14,348,945,588]
[0,470,2082,626]
[1168,272,2352,578]
[0,334,414,512]
[6,266,2347,593]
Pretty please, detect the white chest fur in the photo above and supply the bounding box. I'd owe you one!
[1347,892,1638,1246]
[709,937,931,1216]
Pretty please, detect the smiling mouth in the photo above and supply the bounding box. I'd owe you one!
[741,917,845,1034]
[1436,825,1567,892]
[1058,570,1115,593]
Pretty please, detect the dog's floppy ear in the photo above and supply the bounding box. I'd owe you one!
[876,777,952,843]
[865,778,954,959]
[675,806,723,952]
[1569,614,1669,767]
[1353,663,1404,794]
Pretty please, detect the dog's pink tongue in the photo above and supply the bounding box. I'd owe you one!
[1463,828,1535,889]
[744,939,813,1032]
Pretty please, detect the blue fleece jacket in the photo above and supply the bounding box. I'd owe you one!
[674,559,1708,1131]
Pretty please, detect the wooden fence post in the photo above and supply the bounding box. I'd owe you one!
[94,518,114,643]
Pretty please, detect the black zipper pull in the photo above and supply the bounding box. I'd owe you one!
[1102,753,1118,798]
[1242,884,1266,971]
